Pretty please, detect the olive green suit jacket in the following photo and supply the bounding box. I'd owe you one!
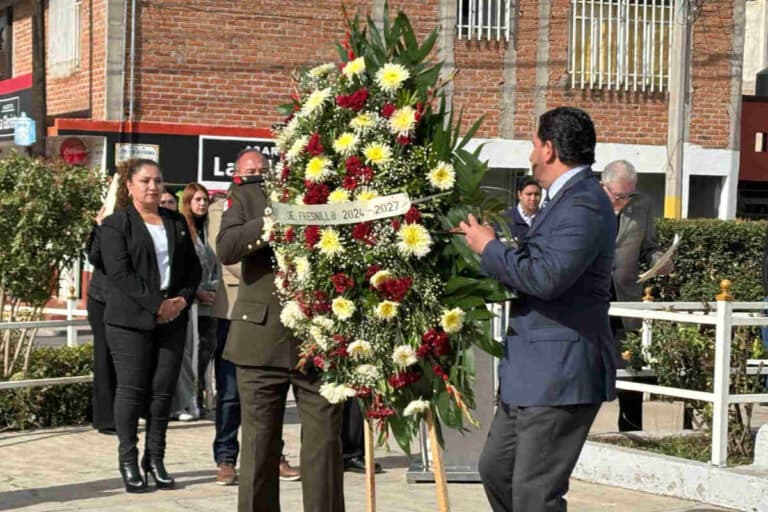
[216,176,298,368]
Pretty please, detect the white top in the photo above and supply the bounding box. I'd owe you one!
[516,203,536,226]
[146,223,171,290]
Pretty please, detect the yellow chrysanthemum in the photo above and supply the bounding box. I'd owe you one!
[350,112,377,132]
[342,57,366,78]
[305,156,331,183]
[375,62,411,94]
[332,132,359,156]
[331,297,355,320]
[347,339,373,360]
[363,143,391,166]
[396,223,433,259]
[356,189,379,204]
[318,227,344,257]
[369,269,392,288]
[374,300,400,321]
[327,188,350,204]
[294,256,311,282]
[388,106,417,136]
[427,161,456,191]
[440,307,465,334]
[299,88,331,117]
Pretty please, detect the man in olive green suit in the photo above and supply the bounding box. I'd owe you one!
[216,149,344,512]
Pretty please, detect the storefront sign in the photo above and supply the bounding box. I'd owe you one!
[47,135,107,171]
[198,135,278,191]
[115,143,160,165]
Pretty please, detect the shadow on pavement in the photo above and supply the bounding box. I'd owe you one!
[0,426,92,448]
[0,469,213,511]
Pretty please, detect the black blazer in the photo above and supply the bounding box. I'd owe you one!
[101,205,201,331]
[85,224,108,304]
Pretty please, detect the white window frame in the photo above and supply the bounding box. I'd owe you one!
[48,0,80,78]
[568,0,673,92]
[456,0,513,42]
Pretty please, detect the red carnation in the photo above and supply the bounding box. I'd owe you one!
[395,135,412,146]
[364,264,382,282]
[345,155,362,174]
[358,166,374,183]
[284,226,295,242]
[351,222,375,246]
[331,273,355,294]
[391,219,401,231]
[404,206,421,224]
[280,164,291,181]
[416,343,431,358]
[432,364,448,379]
[342,175,358,191]
[415,102,425,122]
[305,133,324,156]
[312,356,325,370]
[336,88,368,111]
[355,386,372,397]
[387,370,421,389]
[379,276,412,302]
[281,189,291,202]
[380,103,396,119]
[304,225,321,248]
[303,183,330,205]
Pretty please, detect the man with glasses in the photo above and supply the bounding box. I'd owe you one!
[602,159,673,432]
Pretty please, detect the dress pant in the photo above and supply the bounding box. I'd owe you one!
[341,399,364,462]
[236,366,344,512]
[612,318,644,432]
[87,297,116,431]
[106,315,186,463]
[478,402,601,512]
[213,319,241,465]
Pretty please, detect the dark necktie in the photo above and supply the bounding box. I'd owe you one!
[540,193,551,211]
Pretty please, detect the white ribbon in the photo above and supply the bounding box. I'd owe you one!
[271,193,412,226]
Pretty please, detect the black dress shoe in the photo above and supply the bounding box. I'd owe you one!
[141,454,175,489]
[98,428,117,436]
[118,461,148,493]
[344,456,382,474]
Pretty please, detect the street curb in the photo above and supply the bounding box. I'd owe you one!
[573,440,768,511]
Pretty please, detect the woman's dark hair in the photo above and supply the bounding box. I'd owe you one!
[536,107,596,167]
[517,177,541,193]
[115,158,162,209]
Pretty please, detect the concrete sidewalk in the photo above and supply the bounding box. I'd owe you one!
[0,402,732,512]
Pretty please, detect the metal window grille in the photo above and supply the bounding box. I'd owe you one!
[568,0,673,92]
[48,0,81,78]
[456,0,513,41]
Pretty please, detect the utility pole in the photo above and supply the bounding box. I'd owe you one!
[30,0,46,156]
[664,0,691,219]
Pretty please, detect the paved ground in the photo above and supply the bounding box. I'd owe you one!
[0,400,734,512]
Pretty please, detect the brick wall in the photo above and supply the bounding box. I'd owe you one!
[12,0,32,76]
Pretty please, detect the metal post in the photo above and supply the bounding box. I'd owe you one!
[711,280,734,466]
[641,287,654,366]
[66,286,77,347]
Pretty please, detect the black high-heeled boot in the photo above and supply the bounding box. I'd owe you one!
[141,453,175,489]
[118,460,148,493]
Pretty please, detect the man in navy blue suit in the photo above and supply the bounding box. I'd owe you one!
[459,107,617,512]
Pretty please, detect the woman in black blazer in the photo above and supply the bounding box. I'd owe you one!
[101,159,201,493]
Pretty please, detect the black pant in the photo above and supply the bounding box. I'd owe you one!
[478,402,600,512]
[213,319,241,465]
[106,316,186,463]
[197,316,218,408]
[611,316,644,432]
[87,297,116,431]
[341,399,363,461]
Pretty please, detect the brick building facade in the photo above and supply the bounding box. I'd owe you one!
[0,0,749,218]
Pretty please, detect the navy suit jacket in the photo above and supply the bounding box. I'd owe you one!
[481,169,617,407]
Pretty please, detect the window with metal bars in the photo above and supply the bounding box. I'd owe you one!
[568,0,673,92]
[456,0,513,42]
[48,0,81,78]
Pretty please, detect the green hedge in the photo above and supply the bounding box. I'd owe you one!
[650,218,768,302]
[0,344,93,430]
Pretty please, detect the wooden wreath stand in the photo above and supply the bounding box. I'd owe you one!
[364,409,450,512]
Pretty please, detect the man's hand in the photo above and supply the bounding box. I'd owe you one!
[458,214,496,255]
[657,259,674,276]
[196,290,215,305]
[157,297,188,324]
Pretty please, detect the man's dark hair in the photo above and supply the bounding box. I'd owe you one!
[536,107,596,167]
[517,177,541,193]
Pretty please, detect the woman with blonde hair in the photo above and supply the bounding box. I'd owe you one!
[170,183,220,421]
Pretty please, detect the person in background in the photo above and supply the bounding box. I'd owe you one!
[101,159,201,493]
[602,159,673,432]
[341,400,381,474]
[502,177,542,242]
[160,188,178,211]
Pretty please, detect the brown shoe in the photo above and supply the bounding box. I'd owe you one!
[279,456,301,481]
[216,462,237,486]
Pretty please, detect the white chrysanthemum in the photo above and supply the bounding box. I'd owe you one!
[286,135,308,163]
[312,315,335,331]
[261,216,275,242]
[403,399,430,417]
[374,300,399,321]
[318,227,344,257]
[294,193,305,205]
[305,156,332,183]
[396,223,433,258]
[276,117,299,151]
[388,106,417,136]
[369,270,392,288]
[331,297,355,320]
[392,345,418,368]
[299,88,331,117]
[274,249,288,272]
[320,382,357,404]
[309,326,330,350]
[273,274,288,291]
[342,57,366,78]
[270,190,281,203]
[294,256,310,282]
[440,307,465,334]
[355,364,381,381]
[332,132,359,156]
[363,143,392,166]
[375,62,410,94]
[327,188,350,204]
[308,62,336,78]
[350,112,378,132]
[279,301,305,329]
[356,188,379,204]
[427,161,456,191]
[347,339,373,360]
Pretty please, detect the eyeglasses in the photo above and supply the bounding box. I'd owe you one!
[602,184,636,202]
